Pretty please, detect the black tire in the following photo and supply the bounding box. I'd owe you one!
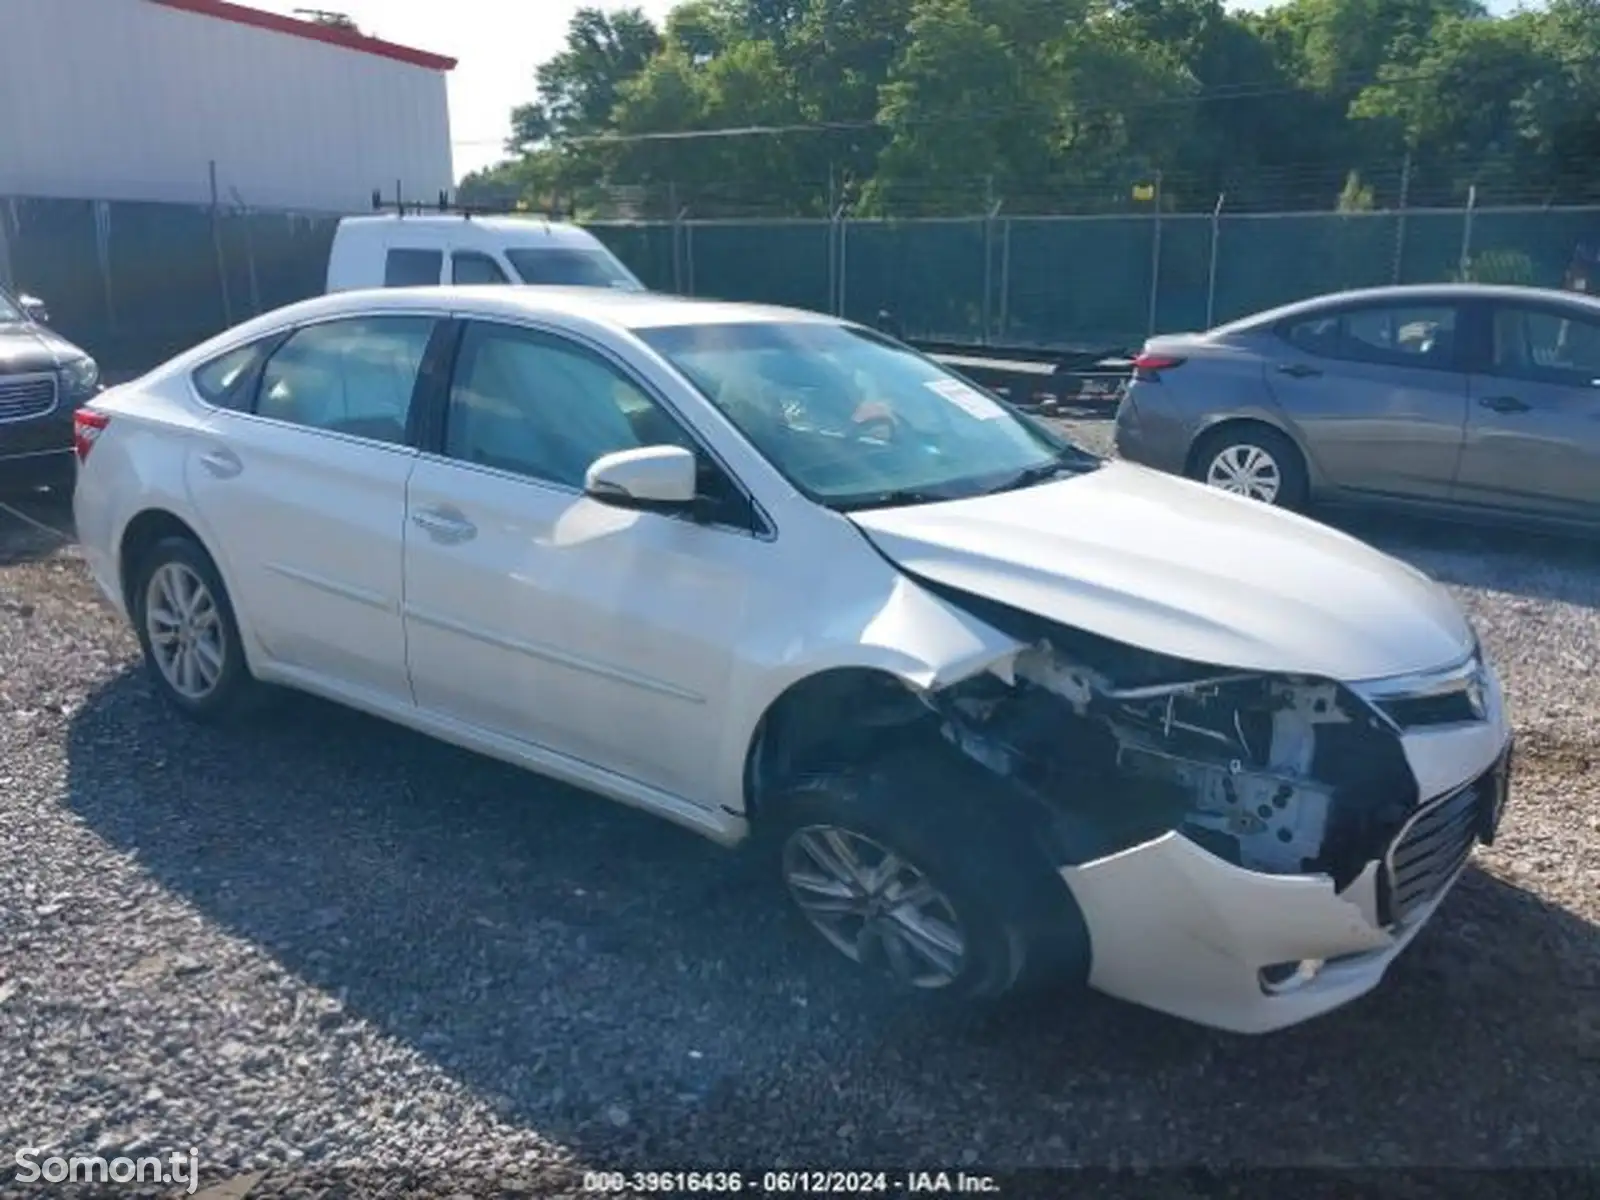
[766,742,1091,1002]
[1189,423,1309,510]
[129,535,265,723]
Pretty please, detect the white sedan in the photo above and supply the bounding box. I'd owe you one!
[72,286,1514,1034]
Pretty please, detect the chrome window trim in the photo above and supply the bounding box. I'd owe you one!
[184,308,453,446]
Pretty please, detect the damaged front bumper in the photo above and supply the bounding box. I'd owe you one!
[1057,677,1512,1034]
[917,586,1515,1033]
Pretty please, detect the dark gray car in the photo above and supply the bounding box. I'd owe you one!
[0,287,101,493]
[1113,283,1600,531]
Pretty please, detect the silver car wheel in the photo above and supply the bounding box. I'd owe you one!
[145,562,226,701]
[782,825,968,989]
[1205,443,1282,503]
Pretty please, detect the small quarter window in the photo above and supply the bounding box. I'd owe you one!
[192,341,270,409]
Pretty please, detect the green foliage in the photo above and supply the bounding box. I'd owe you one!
[1453,249,1536,285]
[478,0,1600,217]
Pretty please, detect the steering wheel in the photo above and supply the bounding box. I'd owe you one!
[851,400,898,443]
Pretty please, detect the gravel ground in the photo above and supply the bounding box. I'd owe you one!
[1,431,1598,1193]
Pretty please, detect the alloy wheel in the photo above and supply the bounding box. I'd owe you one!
[782,825,969,989]
[144,561,227,700]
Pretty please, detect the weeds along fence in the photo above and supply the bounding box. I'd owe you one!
[3,190,1597,378]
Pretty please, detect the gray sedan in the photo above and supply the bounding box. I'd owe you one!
[1113,283,1600,531]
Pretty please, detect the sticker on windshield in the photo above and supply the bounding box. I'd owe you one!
[926,378,1006,420]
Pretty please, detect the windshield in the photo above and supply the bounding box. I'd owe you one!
[638,321,1097,510]
[0,288,22,323]
[505,247,645,291]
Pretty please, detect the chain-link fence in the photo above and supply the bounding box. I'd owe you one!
[3,188,1596,380]
[0,196,339,379]
[590,201,1600,351]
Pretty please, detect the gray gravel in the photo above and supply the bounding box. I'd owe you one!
[2,445,1598,1192]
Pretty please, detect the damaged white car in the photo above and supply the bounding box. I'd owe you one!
[73,287,1514,1034]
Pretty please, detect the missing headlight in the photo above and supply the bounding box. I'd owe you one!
[925,610,1417,883]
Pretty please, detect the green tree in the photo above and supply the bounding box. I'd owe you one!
[472,0,1600,218]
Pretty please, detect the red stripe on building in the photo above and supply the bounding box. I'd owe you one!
[148,0,458,71]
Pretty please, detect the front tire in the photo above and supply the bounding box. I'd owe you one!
[130,535,262,723]
[1190,424,1308,509]
[769,744,1090,1001]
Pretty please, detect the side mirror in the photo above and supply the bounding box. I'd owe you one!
[18,294,49,324]
[584,445,698,511]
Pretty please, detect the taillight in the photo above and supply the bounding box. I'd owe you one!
[73,409,110,462]
[1132,352,1186,379]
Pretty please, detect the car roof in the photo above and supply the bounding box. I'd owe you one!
[335,214,608,249]
[310,285,836,330]
[157,286,844,376]
[1212,282,1600,333]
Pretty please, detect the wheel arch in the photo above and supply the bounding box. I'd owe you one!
[116,508,255,663]
[739,665,944,825]
[1185,414,1323,494]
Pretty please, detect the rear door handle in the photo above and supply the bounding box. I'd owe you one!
[198,447,243,479]
[1478,395,1531,414]
[1275,363,1322,379]
[411,506,477,544]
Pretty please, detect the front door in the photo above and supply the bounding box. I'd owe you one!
[401,318,773,802]
[1454,300,1600,522]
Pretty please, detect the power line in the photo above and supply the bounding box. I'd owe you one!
[491,54,1567,152]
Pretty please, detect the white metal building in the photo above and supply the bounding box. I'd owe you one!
[0,0,457,212]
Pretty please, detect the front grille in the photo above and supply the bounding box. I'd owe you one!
[0,373,59,423]
[1384,774,1484,923]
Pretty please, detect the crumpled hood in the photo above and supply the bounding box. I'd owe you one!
[847,460,1473,682]
[0,323,77,373]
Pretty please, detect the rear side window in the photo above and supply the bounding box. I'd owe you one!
[1344,306,1455,365]
[1282,305,1458,370]
[254,316,436,444]
[384,248,443,287]
[191,340,272,409]
[452,252,510,285]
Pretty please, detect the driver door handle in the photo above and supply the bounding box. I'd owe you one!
[1275,363,1322,379]
[198,447,243,479]
[1479,395,1530,414]
[411,506,477,545]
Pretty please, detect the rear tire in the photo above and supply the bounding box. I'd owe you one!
[767,743,1090,1001]
[1190,423,1308,510]
[129,535,265,724]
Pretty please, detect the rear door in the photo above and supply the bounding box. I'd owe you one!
[183,312,445,702]
[1263,300,1470,500]
[1452,299,1600,521]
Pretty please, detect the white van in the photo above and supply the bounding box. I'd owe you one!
[325,214,647,294]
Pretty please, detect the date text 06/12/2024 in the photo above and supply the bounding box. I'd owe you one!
[583,1171,1001,1194]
